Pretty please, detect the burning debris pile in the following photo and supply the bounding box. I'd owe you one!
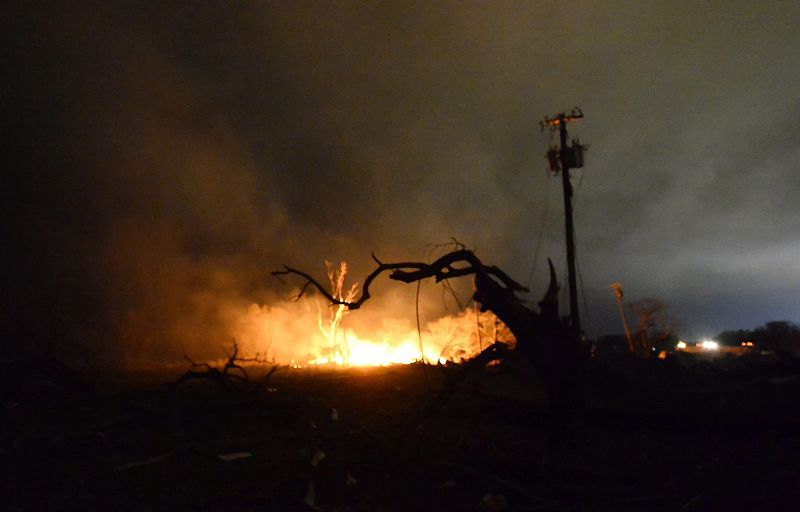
[273,249,586,439]
[225,259,516,369]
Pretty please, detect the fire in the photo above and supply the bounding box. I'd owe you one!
[231,261,515,367]
[307,332,438,366]
[303,307,514,367]
[305,260,511,366]
[315,261,360,365]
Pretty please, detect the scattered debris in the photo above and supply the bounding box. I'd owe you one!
[48,429,108,448]
[330,408,339,421]
[113,454,169,472]
[680,494,704,511]
[165,341,282,393]
[304,480,315,507]
[465,466,554,508]
[310,449,326,467]
[481,493,508,511]
[217,451,253,462]
[345,472,358,486]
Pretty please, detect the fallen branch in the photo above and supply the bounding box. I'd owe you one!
[165,342,282,393]
[429,342,515,410]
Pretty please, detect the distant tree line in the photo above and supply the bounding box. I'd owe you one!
[596,308,800,361]
[717,320,800,358]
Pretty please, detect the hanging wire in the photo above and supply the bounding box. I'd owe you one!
[474,301,483,351]
[415,238,469,390]
[574,167,586,202]
[528,127,560,290]
[526,172,552,289]
[572,168,589,322]
[578,257,590,324]
[572,224,591,325]
[427,239,466,312]
[415,279,431,390]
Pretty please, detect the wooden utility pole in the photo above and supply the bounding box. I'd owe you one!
[542,108,586,330]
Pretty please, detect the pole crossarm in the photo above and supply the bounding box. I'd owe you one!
[540,107,583,130]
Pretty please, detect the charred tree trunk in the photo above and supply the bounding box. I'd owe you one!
[469,262,588,464]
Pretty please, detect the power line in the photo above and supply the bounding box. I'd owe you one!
[526,173,552,289]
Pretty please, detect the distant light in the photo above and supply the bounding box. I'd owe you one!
[676,341,687,349]
[701,340,719,350]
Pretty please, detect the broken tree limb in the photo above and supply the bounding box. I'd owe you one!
[387,249,528,295]
[429,342,514,410]
[166,342,281,393]
[272,249,528,310]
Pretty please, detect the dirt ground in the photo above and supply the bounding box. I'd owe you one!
[2,362,798,511]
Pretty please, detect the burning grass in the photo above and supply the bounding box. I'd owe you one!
[230,304,514,369]
[223,260,515,369]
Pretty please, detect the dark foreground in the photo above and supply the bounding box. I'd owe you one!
[2,362,799,511]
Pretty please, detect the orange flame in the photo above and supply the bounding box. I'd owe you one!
[229,261,515,367]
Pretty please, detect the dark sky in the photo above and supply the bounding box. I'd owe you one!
[3,1,800,360]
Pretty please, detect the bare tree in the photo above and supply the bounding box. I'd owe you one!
[628,299,674,354]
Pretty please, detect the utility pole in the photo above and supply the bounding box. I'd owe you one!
[541,107,587,330]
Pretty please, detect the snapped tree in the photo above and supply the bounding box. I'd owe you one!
[274,248,591,461]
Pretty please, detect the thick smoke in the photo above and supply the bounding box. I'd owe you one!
[2,2,511,364]
[3,2,800,365]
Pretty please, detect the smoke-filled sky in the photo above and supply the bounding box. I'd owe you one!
[3,1,800,361]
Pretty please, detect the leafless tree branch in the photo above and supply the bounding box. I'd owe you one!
[272,249,528,311]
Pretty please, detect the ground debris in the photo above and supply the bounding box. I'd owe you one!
[481,493,508,511]
[113,453,169,472]
[217,451,253,462]
[4,364,798,511]
[165,341,282,393]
